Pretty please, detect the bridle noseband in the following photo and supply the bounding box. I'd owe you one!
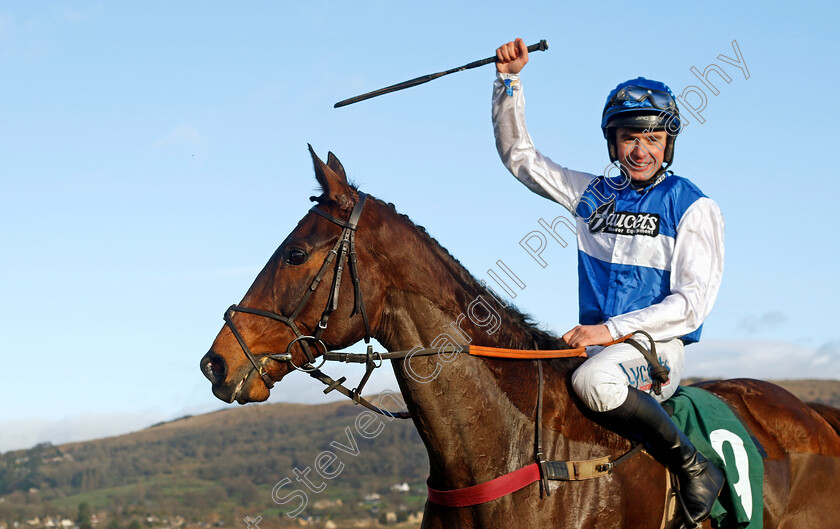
[222,192,371,396]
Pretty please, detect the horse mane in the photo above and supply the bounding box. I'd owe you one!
[311,180,565,349]
[359,191,565,351]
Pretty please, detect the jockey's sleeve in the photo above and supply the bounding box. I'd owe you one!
[605,198,726,341]
[492,72,594,212]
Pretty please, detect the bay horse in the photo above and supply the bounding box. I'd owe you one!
[200,147,840,528]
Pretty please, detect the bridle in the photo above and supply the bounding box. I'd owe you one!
[222,192,382,407]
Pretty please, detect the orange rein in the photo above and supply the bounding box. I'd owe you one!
[466,335,630,360]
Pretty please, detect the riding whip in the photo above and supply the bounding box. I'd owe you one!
[334,39,548,108]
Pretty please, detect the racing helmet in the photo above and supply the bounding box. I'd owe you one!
[601,77,681,168]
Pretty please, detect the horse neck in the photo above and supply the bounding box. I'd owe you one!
[366,204,548,353]
[367,227,588,489]
[370,226,547,355]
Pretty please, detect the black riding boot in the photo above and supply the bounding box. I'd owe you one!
[601,387,726,526]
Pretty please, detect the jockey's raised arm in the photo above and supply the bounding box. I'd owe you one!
[491,37,726,526]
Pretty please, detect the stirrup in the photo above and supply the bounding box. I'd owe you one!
[671,469,717,529]
[674,486,702,529]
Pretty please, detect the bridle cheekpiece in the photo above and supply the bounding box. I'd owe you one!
[222,192,371,400]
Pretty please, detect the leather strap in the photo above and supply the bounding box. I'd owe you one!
[624,330,670,395]
[542,456,613,481]
[534,360,550,496]
[427,464,541,507]
[471,345,588,360]
[427,446,643,507]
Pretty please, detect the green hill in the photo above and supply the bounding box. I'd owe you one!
[0,397,428,528]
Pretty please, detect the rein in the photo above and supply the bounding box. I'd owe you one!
[220,193,660,507]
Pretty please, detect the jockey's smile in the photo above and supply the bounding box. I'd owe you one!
[615,128,668,182]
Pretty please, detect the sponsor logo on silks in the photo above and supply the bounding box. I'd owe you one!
[620,357,671,391]
[589,204,661,237]
[588,199,615,233]
[504,78,519,97]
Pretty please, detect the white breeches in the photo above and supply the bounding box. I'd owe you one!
[571,337,685,412]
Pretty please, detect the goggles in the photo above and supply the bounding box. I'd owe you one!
[610,85,677,112]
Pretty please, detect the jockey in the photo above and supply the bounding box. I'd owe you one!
[492,38,726,525]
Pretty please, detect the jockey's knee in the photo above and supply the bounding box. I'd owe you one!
[571,362,629,413]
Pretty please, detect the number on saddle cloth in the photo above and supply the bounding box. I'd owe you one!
[666,386,765,529]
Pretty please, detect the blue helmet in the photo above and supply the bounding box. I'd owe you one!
[601,77,681,167]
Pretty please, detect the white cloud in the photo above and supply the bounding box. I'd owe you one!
[736,311,787,335]
[264,359,401,406]
[0,13,14,41]
[687,338,840,380]
[60,7,89,24]
[0,412,160,453]
[154,123,208,156]
[0,395,232,453]
[5,339,835,453]
[0,341,401,453]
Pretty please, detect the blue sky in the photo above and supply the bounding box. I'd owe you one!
[1,1,838,452]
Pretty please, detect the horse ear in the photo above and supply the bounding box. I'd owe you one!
[308,144,351,204]
[326,151,347,180]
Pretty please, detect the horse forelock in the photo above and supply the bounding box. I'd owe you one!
[310,180,361,208]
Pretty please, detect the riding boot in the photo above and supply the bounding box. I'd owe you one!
[601,387,726,526]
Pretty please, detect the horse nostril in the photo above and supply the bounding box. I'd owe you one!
[201,351,227,384]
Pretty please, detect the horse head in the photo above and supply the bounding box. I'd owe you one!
[200,147,388,404]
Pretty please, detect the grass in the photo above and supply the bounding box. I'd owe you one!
[48,475,224,511]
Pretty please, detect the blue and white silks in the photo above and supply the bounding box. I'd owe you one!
[492,73,724,344]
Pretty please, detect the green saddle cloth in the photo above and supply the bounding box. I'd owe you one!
[665,386,764,529]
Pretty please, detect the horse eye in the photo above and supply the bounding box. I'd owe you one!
[286,248,308,265]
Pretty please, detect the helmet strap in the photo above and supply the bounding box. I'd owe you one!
[630,166,668,190]
[606,129,619,163]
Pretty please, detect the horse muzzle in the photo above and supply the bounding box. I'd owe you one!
[200,349,275,404]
